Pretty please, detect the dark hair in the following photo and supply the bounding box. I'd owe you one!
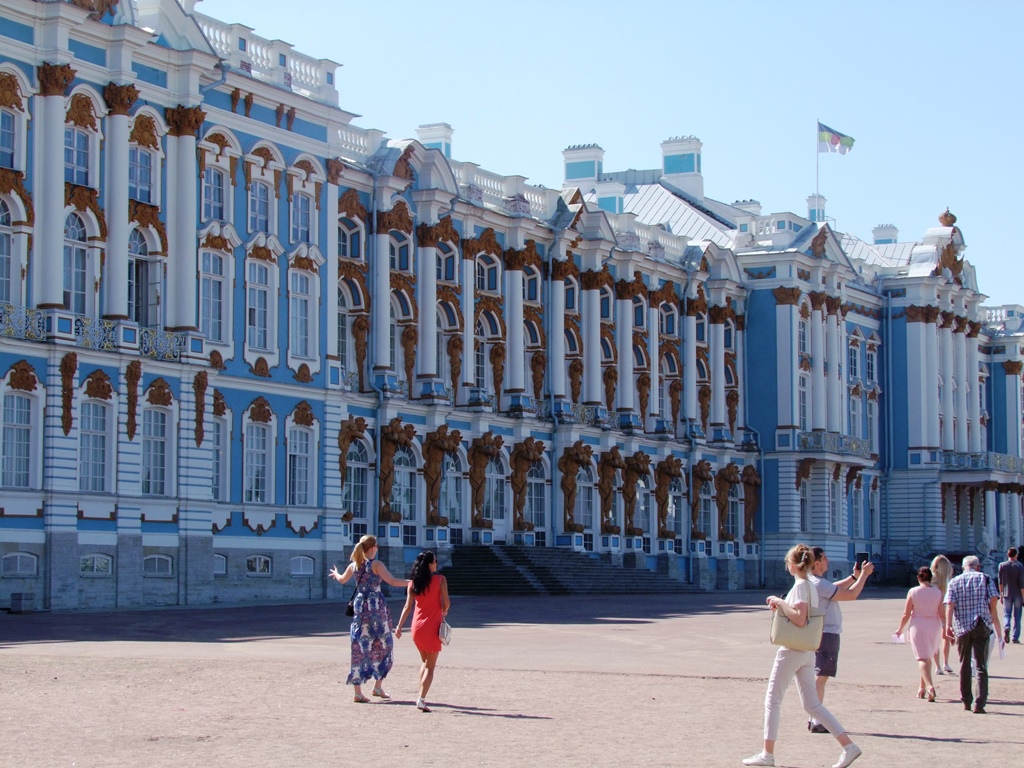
[1010,548,1019,559]
[811,546,826,562]
[410,551,437,595]
[917,566,933,582]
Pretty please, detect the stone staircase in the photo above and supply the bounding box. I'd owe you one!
[442,544,696,596]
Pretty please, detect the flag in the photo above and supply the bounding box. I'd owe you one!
[817,122,855,155]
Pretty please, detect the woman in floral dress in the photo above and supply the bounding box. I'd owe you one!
[329,535,409,702]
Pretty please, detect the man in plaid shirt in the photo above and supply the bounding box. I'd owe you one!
[944,555,1001,713]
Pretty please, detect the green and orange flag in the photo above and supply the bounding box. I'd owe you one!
[817,122,855,155]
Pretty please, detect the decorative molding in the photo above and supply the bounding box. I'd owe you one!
[212,388,226,417]
[293,363,312,383]
[126,361,141,440]
[379,418,416,523]
[376,199,413,235]
[654,455,683,538]
[0,73,25,111]
[7,360,37,392]
[338,187,367,221]
[250,357,272,378]
[292,400,314,427]
[84,369,112,400]
[249,397,272,423]
[462,227,503,259]
[60,353,77,436]
[129,113,160,150]
[337,415,368,499]
[1003,360,1023,376]
[796,457,816,489]
[714,463,742,541]
[615,270,646,301]
[773,287,802,306]
[38,63,76,98]
[0,169,34,226]
[193,371,207,447]
[557,441,592,533]
[165,105,206,138]
[690,459,714,539]
[422,425,462,526]
[103,82,139,116]
[326,158,345,185]
[510,438,544,531]
[209,350,226,370]
[742,465,761,542]
[65,183,107,239]
[129,201,168,254]
[146,377,173,406]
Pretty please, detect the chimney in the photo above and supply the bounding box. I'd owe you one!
[416,123,453,159]
[660,136,703,200]
[732,199,762,216]
[806,194,826,223]
[872,224,899,244]
[562,144,604,188]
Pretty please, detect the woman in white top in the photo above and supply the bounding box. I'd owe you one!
[743,544,863,768]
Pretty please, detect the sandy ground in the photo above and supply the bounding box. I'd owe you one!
[1,588,1022,768]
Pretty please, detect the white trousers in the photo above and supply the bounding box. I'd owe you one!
[763,647,846,741]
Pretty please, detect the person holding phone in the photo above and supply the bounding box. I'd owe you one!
[805,548,875,733]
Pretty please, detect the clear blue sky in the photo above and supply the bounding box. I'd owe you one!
[200,0,1024,306]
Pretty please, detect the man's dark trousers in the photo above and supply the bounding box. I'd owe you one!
[958,619,992,709]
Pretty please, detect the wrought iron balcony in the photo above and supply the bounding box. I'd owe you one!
[942,451,1024,473]
[798,430,872,458]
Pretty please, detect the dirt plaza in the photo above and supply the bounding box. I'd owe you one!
[1,588,1022,768]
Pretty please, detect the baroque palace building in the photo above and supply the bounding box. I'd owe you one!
[1,0,1022,610]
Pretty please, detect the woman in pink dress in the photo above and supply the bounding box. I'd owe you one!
[395,550,450,712]
[894,566,946,701]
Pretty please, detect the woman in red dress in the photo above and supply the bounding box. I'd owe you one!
[395,550,450,712]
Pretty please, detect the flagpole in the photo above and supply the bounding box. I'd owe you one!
[815,118,819,219]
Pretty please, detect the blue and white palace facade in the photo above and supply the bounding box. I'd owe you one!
[0,0,1020,609]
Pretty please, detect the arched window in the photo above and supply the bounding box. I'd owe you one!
[393,447,417,544]
[600,287,612,320]
[129,144,154,204]
[565,278,577,311]
[128,229,161,328]
[437,243,456,281]
[669,474,686,554]
[0,199,11,303]
[696,313,706,343]
[727,483,743,541]
[63,213,89,315]
[699,480,715,539]
[526,461,546,544]
[64,125,90,186]
[342,441,370,527]
[576,463,596,551]
[724,320,734,350]
[290,555,314,576]
[337,289,351,372]
[637,473,652,554]
[524,266,540,302]
[246,555,271,575]
[483,455,506,523]
[389,233,411,271]
[1,392,31,489]
[476,255,499,293]
[338,217,362,259]
[659,305,676,336]
[474,319,487,391]
[79,400,109,492]
[81,553,113,575]
[633,297,645,328]
[440,452,464,529]
[0,108,15,169]
[2,551,37,577]
[143,554,173,577]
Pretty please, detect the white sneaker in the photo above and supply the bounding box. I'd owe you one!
[742,753,775,767]
[935,666,944,675]
[943,664,954,674]
[832,743,862,768]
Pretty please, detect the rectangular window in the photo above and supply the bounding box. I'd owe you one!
[64,127,89,186]
[200,252,225,342]
[247,262,269,349]
[128,147,152,203]
[866,350,876,383]
[128,258,161,328]
[848,345,859,380]
[211,419,224,502]
[79,401,107,492]
[287,428,310,506]
[337,310,348,371]
[867,401,877,453]
[1,393,30,488]
[343,460,368,519]
[869,488,880,539]
[203,168,225,221]
[829,480,841,534]
[849,396,861,439]
[142,410,167,495]
[291,194,311,243]
[289,272,310,357]
[799,481,810,531]
[244,423,269,503]
[249,181,270,233]
[798,376,808,431]
[851,488,863,539]
[0,227,10,304]
[63,243,87,315]
[0,111,14,169]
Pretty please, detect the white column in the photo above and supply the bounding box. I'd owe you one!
[923,308,941,448]
[506,267,525,396]
[615,296,635,414]
[734,314,746,432]
[985,484,998,551]
[825,301,841,432]
[968,323,982,452]
[954,318,969,453]
[417,243,438,378]
[34,64,75,308]
[709,310,726,436]
[165,105,203,330]
[102,84,137,319]
[374,232,393,373]
[940,313,955,450]
[647,304,660,427]
[324,168,341,363]
[684,310,698,428]
[837,308,849,435]
[550,276,567,399]
[811,295,827,429]
[1004,361,1023,457]
[582,280,602,405]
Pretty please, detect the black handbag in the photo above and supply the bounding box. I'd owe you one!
[345,566,361,616]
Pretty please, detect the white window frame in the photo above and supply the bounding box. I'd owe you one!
[1,391,33,489]
[64,125,94,187]
[200,250,227,343]
[79,399,112,493]
[141,407,172,496]
[290,555,315,576]
[526,460,546,531]
[342,440,370,521]
[439,452,464,527]
[63,212,97,317]
[243,249,281,372]
[80,553,113,576]
[390,233,412,272]
[392,447,417,523]
[2,551,37,577]
[128,144,156,205]
[127,227,162,329]
[0,98,29,173]
[243,418,274,505]
[246,554,272,576]
[285,250,324,375]
[213,553,227,576]
[338,217,363,260]
[248,179,272,234]
[848,343,859,380]
[143,554,174,577]
[483,455,507,522]
[849,394,861,439]
[290,191,314,245]
[286,422,316,507]
[699,480,715,540]
[211,416,230,503]
[799,480,811,532]
[203,166,227,222]
[798,375,809,431]
[575,464,596,532]
[829,479,842,534]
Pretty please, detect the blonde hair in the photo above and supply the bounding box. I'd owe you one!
[786,543,814,575]
[350,535,378,568]
[931,554,952,596]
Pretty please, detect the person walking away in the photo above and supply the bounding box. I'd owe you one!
[893,566,945,701]
[328,535,410,703]
[997,547,1024,644]
[806,547,875,733]
[931,555,954,674]
[743,543,862,768]
[396,550,451,712]
[944,555,1000,713]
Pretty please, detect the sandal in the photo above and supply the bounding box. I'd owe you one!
[416,697,431,713]
[927,687,936,702]
[353,694,370,703]
[372,687,391,701]
[916,688,926,699]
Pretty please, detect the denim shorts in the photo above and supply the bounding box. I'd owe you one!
[815,632,841,677]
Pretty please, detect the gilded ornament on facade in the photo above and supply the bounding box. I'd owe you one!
[193,371,207,447]
[337,415,368,497]
[67,94,98,130]
[832,464,842,482]
[530,350,545,402]
[475,297,506,336]
[286,107,296,131]
[622,451,651,536]
[291,254,319,274]
[603,366,617,412]
[60,353,77,436]
[274,103,285,128]
[0,169,34,226]
[648,280,677,306]
[489,343,506,410]
[146,378,173,406]
[727,390,739,436]
[698,385,711,433]
[462,227,502,259]
[810,227,828,258]
[7,360,37,392]
[687,285,709,316]
[939,311,955,329]
[742,465,761,542]
[38,63,76,98]
[714,463,741,541]
[795,457,815,489]
[637,372,650,418]
[0,73,25,110]
[845,466,861,492]
[209,351,226,371]
[600,324,617,364]
[378,418,416,523]
[615,270,646,301]
[338,188,367,221]
[772,287,802,306]
[653,455,682,538]
[130,201,168,254]
[326,158,344,185]
[401,326,418,392]
[509,438,544,532]
[1003,360,1023,376]
[249,244,275,263]
[523,306,545,345]
[422,425,463,527]
[243,92,254,117]
[558,441,592,534]
[65,184,108,238]
[464,431,503,529]
[568,358,583,404]
[376,199,413,234]
[248,397,272,423]
[165,105,206,137]
[447,334,463,401]
[293,363,313,383]
[669,378,682,427]
[689,459,713,539]
[292,401,314,427]
[352,315,369,391]
[392,145,415,180]
[129,114,160,149]
[69,0,119,19]
[103,82,139,116]
[84,369,113,400]
[125,360,141,439]
[251,357,271,378]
